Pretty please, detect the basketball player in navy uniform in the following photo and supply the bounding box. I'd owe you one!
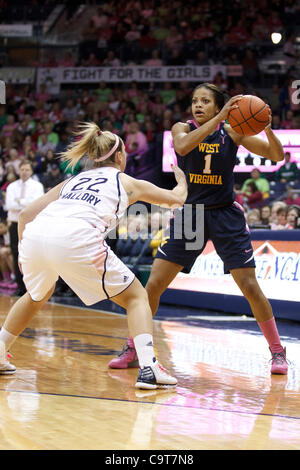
[109,83,289,375]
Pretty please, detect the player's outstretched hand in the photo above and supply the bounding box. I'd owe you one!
[172,164,186,185]
[264,105,272,130]
[171,164,187,205]
[218,95,244,122]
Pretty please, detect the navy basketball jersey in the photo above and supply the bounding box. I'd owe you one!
[175,120,238,206]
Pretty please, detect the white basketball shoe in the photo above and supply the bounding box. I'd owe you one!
[135,359,177,389]
[0,340,16,375]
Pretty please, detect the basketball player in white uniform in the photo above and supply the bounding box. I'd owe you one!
[0,123,187,390]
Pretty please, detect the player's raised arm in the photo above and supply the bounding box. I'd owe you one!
[119,165,187,209]
[228,108,285,162]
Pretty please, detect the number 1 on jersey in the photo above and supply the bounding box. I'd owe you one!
[203,154,212,174]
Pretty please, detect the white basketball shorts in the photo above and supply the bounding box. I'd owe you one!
[19,215,135,304]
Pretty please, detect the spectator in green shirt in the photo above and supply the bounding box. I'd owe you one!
[241,168,270,198]
[96,81,112,103]
[159,82,176,105]
[152,18,170,41]
[37,122,59,146]
[274,151,299,183]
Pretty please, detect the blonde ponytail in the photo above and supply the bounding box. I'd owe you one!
[60,121,122,171]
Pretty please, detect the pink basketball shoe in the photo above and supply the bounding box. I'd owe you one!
[270,347,288,375]
[108,338,139,369]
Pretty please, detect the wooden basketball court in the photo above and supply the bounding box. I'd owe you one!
[0,294,299,450]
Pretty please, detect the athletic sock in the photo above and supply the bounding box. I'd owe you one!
[127,336,135,348]
[133,333,156,368]
[257,317,284,353]
[0,327,17,352]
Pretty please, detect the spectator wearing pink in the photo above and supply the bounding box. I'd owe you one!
[33,101,47,121]
[81,90,93,107]
[32,122,45,143]
[2,115,18,138]
[144,49,163,66]
[194,21,213,41]
[91,7,109,29]
[127,82,139,99]
[58,52,76,67]
[122,112,136,134]
[98,28,113,49]
[225,19,251,45]
[149,96,166,117]
[285,187,300,206]
[270,207,291,230]
[242,182,263,209]
[49,101,63,125]
[234,184,244,206]
[34,84,51,103]
[125,122,148,154]
[125,25,141,42]
[22,135,37,154]
[82,53,101,67]
[141,4,153,18]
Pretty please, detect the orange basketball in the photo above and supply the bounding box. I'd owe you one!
[228,95,269,136]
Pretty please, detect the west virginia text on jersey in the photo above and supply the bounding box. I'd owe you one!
[175,121,238,206]
[189,174,222,185]
[198,143,220,153]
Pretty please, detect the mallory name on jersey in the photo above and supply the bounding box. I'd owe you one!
[61,190,102,206]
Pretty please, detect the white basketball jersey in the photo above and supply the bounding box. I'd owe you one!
[39,166,128,237]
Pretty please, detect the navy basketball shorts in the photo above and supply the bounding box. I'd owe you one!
[155,202,255,274]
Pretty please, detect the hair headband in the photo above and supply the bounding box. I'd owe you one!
[94,133,120,162]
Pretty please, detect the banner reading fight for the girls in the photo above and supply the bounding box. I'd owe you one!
[37,64,226,88]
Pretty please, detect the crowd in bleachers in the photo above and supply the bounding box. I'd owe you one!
[0,77,299,214]
[37,0,298,72]
[4,1,297,89]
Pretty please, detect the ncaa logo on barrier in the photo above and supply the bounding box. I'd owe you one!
[0,80,5,104]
